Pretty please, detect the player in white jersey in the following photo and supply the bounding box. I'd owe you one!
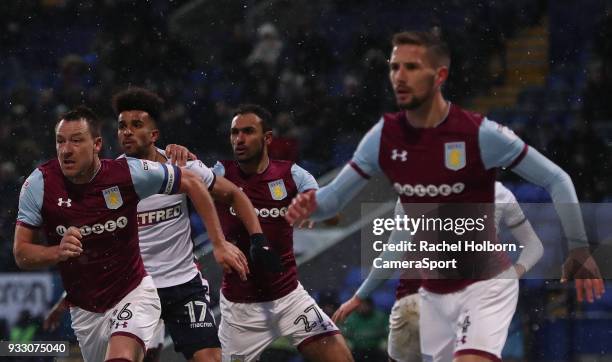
[332,182,544,361]
[43,88,266,362]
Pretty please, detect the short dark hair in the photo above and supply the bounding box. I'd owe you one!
[392,31,450,68]
[111,87,164,123]
[233,104,273,132]
[56,105,102,138]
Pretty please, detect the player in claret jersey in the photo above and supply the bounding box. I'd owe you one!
[44,87,267,362]
[212,104,353,362]
[14,106,248,362]
[286,31,604,362]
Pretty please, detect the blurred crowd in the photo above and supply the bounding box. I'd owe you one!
[0,0,609,269]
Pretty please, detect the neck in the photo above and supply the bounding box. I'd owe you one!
[144,146,166,163]
[238,152,270,175]
[404,92,449,128]
[70,157,101,184]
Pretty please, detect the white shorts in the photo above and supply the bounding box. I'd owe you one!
[419,276,518,362]
[69,276,161,362]
[388,293,421,362]
[149,319,165,349]
[219,283,340,362]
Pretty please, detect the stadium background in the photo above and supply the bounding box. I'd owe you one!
[0,0,611,361]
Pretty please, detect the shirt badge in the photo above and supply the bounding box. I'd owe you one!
[103,186,123,209]
[445,142,466,171]
[268,179,287,201]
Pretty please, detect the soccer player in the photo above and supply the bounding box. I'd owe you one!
[14,106,248,362]
[212,104,354,362]
[43,87,269,362]
[332,182,545,362]
[285,31,604,362]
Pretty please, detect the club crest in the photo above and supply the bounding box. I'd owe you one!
[103,186,123,209]
[268,179,287,200]
[445,142,466,171]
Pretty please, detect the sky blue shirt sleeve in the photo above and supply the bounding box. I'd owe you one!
[511,147,587,247]
[479,118,526,169]
[185,160,215,188]
[211,161,225,177]
[17,168,44,227]
[127,158,181,199]
[350,119,384,177]
[311,120,382,221]
[312,165,370,221]
[291,164,318,192]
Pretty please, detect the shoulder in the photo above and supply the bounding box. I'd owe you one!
[37,159,60,175]
[447,104,485,131]
[271,159,294,172]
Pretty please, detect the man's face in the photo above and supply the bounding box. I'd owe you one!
[230,113,270,163]
[117,110,159,158]
[56,119,101,179]
[389,44,441,110]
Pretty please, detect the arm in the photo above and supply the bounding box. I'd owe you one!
[480,120,604,301]
[286,120,383,224]
[512,148,586,247]
[510,221,544,277]
[333,200,408,323]
[179,169,249,279]
[14,169,82,269]
[210,176,262,235]
[497,184,544,276]
[211,161,282,272]
[14,226,84,270]
[14,226,60,270]
[512,152,604,301]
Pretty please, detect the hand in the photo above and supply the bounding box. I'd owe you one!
[214,241,249,281]
[249,233,283,273]
[297,219,315,229]
[165,144,197,166]
[285,190,317,226]
[332,295,362,324]
[561,247,606,303]
[43,298,68,331]
[58,227,83,261]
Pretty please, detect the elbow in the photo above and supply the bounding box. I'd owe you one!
[544,167,572,191]
[534,242,544,263]
[13,247,30,270]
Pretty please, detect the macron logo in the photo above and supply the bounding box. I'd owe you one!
[57,198,72,207]
[391,149,408,162]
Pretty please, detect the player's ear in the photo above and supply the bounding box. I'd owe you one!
[150,128,160,142]
[264,130,273,146]
[93,136,102,154]
[435,66,449,88]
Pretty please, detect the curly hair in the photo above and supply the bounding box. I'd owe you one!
[111,87,165,122]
